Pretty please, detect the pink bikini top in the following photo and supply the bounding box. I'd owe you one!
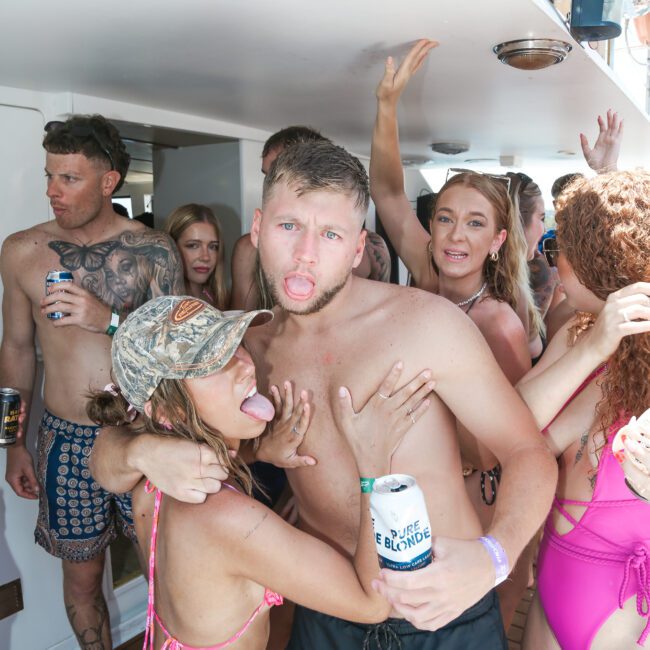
[142,482,283,650]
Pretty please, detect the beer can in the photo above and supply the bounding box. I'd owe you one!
[45,270,74,319]
[0,388,21,447]
[370,474,433,571]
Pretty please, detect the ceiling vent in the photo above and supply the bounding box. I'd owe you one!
[493,39,572,70]
[431,141,469,155]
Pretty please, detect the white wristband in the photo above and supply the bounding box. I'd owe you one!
[479,535,510,587]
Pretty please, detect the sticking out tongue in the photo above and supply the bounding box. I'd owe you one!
[240,392,275,422]
[285,276,314,297]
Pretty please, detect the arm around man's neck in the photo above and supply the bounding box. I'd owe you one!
[90,426,227,502]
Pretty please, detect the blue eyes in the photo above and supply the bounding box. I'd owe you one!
[279,224,340,240]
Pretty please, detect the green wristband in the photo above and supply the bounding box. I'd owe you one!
[106,310,120,336]
[360,478,375,494]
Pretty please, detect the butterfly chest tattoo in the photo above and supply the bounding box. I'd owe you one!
[48,240,121,273]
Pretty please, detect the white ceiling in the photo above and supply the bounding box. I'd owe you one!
[1,0,649,169]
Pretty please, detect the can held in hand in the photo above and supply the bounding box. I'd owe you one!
[370,474,433,571]
[45,270,74,319]
[0,388,21,447]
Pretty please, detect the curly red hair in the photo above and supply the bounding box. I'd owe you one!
[555,170,650,434]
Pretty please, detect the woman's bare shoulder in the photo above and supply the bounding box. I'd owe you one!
[471,298,525,338]
[169,485,275,543]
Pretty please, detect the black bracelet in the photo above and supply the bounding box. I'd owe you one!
[625,478,650,503]
[480,464,502,506]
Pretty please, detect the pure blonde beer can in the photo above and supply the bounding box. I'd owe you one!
[370,474,432,571]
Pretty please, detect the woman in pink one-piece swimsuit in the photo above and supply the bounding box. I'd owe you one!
[516,170,650,650]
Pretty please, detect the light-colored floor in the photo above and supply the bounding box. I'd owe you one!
[507,584,535,650]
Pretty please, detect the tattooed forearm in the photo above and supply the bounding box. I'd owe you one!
[365,231,392,283]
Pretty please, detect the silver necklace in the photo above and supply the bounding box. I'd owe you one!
[455,282,487,307]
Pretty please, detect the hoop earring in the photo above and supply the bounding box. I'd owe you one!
[490,251,499,262]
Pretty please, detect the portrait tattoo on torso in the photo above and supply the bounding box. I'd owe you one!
[48,230,183,315]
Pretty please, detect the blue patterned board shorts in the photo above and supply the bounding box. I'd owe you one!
[34,409,136,562]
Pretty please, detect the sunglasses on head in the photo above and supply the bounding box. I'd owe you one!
[446,168,511,193]
[542,235,560,267]
[44,120,115,171]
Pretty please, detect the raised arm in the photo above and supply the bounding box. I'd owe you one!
[1,235,39,499]
[370,39,437,287]
[580,109,623,174]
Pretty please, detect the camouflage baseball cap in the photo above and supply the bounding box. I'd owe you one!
[112,296,272,410]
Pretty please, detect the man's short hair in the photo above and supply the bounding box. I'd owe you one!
[551,173,584,200]
[263,141,369,214]
[43,115,130,192]
[262,126,331,159]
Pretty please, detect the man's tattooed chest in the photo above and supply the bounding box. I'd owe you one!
[46,230,174,313]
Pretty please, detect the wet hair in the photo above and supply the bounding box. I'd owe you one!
[263,140,369,216]
[552,173,584,201]
[556,171,650,437]
[43,114,130,192]
[165,204,229,310]
[431,172,526,312]
[262,125,330,159]
[87,377,255,496]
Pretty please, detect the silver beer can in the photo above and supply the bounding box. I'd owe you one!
[370,474,433,571]
[45,270,74,319]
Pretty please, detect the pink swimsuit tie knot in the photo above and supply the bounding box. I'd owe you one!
[264,591,284,607]
[619,545,650,646]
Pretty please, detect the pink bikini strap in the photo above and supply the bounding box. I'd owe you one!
[143,484,163,650]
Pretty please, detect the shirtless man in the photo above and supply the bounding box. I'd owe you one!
[0,115,184,649]
[230,125,391,310]
[91,141,557,648]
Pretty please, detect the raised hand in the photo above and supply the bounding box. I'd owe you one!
[579,109,624,173]
[376,39,438,105]
[41,281,113,334]
[256,381,316,468]
[335,361,434,474]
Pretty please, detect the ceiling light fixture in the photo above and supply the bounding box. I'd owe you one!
[493,39,572,70]
[431,141,469,155]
